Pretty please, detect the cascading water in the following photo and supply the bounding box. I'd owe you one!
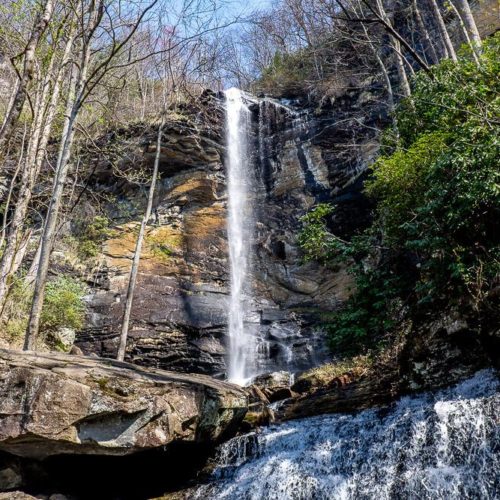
[225,91,332,383]
[195,369,500,499]
[225,88,255,385]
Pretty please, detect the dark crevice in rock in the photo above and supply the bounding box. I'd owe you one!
[0,443,214,500]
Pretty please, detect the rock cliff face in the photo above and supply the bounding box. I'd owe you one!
[78,101,232,376]
[77,83,389,378]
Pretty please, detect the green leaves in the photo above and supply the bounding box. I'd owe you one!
[368,33,500,306]
[299,33,500,356]
[298,203,336,263]
[41,277,87,334]
[74,215,111,259]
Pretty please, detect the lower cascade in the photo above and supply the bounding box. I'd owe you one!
[195,370,499,499]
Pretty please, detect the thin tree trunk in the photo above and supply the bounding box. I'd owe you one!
[0,229,33,315]
[0,0,54,153]
[428,0,457,61]
[0,31,75,311]
[393,38,412,97]
[375,0,411,97]
[349,0,431,73]
[23,60,81,350]
[25,238,42,285]
[0,81,47,310]
[377,53,394,111]
[453,0,482,55]
[117,119,164,361]
[360,22,395,112]
[24,0,157,349]
[413,0,439,64]
[0,124,27,250]
[449,1,480,65]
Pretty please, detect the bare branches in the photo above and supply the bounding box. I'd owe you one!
[0,0,55,153]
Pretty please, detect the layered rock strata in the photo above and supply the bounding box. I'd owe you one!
[77,82,388,378]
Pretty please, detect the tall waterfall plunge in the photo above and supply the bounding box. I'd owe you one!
[225,88,255,385]
[194,369,500,499]
[224,90,330,384]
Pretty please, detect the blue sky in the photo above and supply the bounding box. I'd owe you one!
[225,0,272,16]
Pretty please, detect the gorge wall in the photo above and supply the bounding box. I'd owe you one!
[75,78,390,378]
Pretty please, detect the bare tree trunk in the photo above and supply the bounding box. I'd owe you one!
[393,39,412,97]
[359,21,395,111]
[0,124,27,250]
[0,81,47,310]
[413,0,439,64]
[377,53,394,111]
[24,62,81,350]
[0,0,54,153]
[453,0,482,53]
[428,0,458,61]
[24,0,161,349]
[0,31,75,311]
[456,0,482,44]
[375,0,411,97]
[25,238,42,285]
[117,120,164,361]
[449,1,480,65]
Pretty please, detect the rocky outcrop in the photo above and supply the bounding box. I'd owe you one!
[76,101,232,376]
[0,349,247,458]
[277,308,499,420]
[252,371,294,403]
[0,493,37,499]
[281,371,395,420]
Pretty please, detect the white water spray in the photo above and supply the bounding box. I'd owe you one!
[225,88,254,385]
[195,369,500,499]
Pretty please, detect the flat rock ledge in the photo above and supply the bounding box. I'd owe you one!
[0,349,247,459]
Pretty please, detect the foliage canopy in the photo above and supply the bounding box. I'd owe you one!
[299,35,500,355]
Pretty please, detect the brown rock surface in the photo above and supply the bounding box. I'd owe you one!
[0,493,37,499]
[279,309,498,420]
[0,349,247,459]
[76,86,380,377]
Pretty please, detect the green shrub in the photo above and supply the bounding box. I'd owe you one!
[1,275,87,348]
[298,203,336,263]
[2,276,31,341]
[299,34,500,356]
[74,215,111,259]
[41,277,87,334]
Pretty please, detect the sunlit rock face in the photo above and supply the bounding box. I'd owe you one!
[194,369,500,499]
[0,349,247,458]
[77,95,231,376]
[77,82,389,378]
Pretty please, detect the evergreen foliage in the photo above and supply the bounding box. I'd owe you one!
[299,36,500,355]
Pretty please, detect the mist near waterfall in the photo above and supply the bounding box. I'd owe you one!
[195,369,500,499]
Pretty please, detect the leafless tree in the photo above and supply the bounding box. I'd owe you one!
[0,0,54,153]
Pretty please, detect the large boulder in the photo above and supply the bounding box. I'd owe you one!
[0,349,247,459]
[252,371,294,403]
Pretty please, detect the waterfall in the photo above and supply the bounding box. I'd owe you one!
[225,88,254,385]
[195,369,500,499]
[225,91,331,382]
